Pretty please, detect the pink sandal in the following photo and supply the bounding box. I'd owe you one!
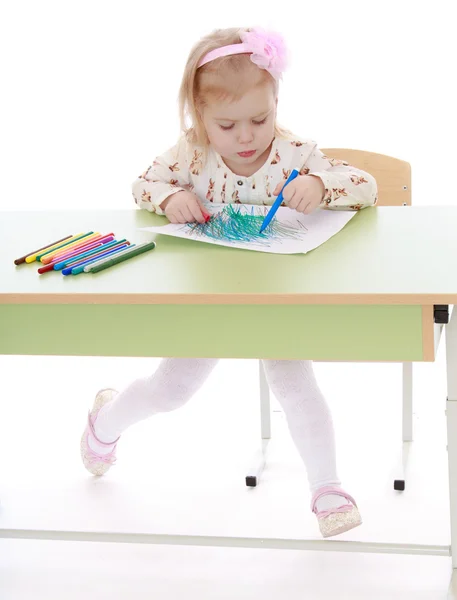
[311,486,362,538]
[80,389,120,476]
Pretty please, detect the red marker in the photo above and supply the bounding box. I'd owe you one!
[37,243,103,274]
[202,212,211,223]
[37,240,106,274]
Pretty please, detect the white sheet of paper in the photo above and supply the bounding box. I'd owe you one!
[140,204,356,254]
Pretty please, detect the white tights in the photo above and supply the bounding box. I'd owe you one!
[94,358,340,493]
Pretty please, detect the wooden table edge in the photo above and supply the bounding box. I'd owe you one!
[1,293,457,306]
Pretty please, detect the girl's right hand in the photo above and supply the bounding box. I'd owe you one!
[161,191,206,224]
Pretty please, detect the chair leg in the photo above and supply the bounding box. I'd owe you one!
[394,362,413,491]
[393,441,412,492]
[245,361,271,487]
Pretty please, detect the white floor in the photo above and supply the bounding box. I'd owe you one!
[0,342,455,598]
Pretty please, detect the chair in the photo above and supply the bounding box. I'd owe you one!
[246,149,412,490]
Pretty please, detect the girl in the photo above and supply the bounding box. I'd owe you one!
[81,27,377,539]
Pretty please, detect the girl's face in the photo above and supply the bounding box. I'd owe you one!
[202,83,276,173]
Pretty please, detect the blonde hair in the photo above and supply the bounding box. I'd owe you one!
[178,27,292,150]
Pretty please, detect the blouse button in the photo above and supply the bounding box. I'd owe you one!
[237,180,243,186]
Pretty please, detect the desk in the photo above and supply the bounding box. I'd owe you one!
[1,206,457,564]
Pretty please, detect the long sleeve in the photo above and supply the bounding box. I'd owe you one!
[132,137,191,215]
[302,144,378,210]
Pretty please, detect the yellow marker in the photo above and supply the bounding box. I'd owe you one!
[38,232,100,262]
[25,233,85,263]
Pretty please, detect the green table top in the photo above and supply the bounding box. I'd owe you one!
[2,206,457,305]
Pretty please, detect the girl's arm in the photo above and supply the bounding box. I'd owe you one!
[132,138,191,215]
[302,145,378,210]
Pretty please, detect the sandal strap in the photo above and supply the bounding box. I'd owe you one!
[88,411,120,446]
[311,486,357,513]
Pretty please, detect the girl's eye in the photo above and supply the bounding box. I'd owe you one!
[219,117,267,131]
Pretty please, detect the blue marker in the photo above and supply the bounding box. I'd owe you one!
[259,169,299,234]
[62,244,129,275]
[71,244,136,275]
[53,239,125,270]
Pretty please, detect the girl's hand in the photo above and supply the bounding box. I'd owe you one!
[161,191,206,224]
[273,175,325,215]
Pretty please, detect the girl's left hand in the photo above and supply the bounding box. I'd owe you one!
[273,175,325,214]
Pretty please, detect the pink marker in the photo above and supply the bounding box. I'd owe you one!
[37,235,115,274]
[50,233,115,262]
[41,232,115,264]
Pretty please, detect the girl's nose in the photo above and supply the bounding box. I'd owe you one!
[238,124,254,144]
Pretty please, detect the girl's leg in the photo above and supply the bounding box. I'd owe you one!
[93,357,220,448]
[262,359,361,539]
[81,357,219,475]
[261,359,340,496]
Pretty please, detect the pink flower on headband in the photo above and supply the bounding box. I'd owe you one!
[240,28,288,80]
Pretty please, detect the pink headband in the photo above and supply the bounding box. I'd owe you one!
[197,28,287,80]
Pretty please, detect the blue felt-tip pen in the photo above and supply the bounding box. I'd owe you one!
[259,168,299,234]
[62,244,129,275]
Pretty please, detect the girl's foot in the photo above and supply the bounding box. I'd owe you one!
[80,389,120,476]
[311,486,362,538]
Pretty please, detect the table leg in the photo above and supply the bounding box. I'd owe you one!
[446,306,457,568]
[402,362,413,442]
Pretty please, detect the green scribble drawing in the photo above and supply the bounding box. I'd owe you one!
[183,205,307,246]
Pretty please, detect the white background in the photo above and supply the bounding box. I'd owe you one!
[2,2,457,597]
[0,0,455,212]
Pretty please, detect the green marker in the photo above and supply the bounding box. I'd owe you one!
[86,241,156,273]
